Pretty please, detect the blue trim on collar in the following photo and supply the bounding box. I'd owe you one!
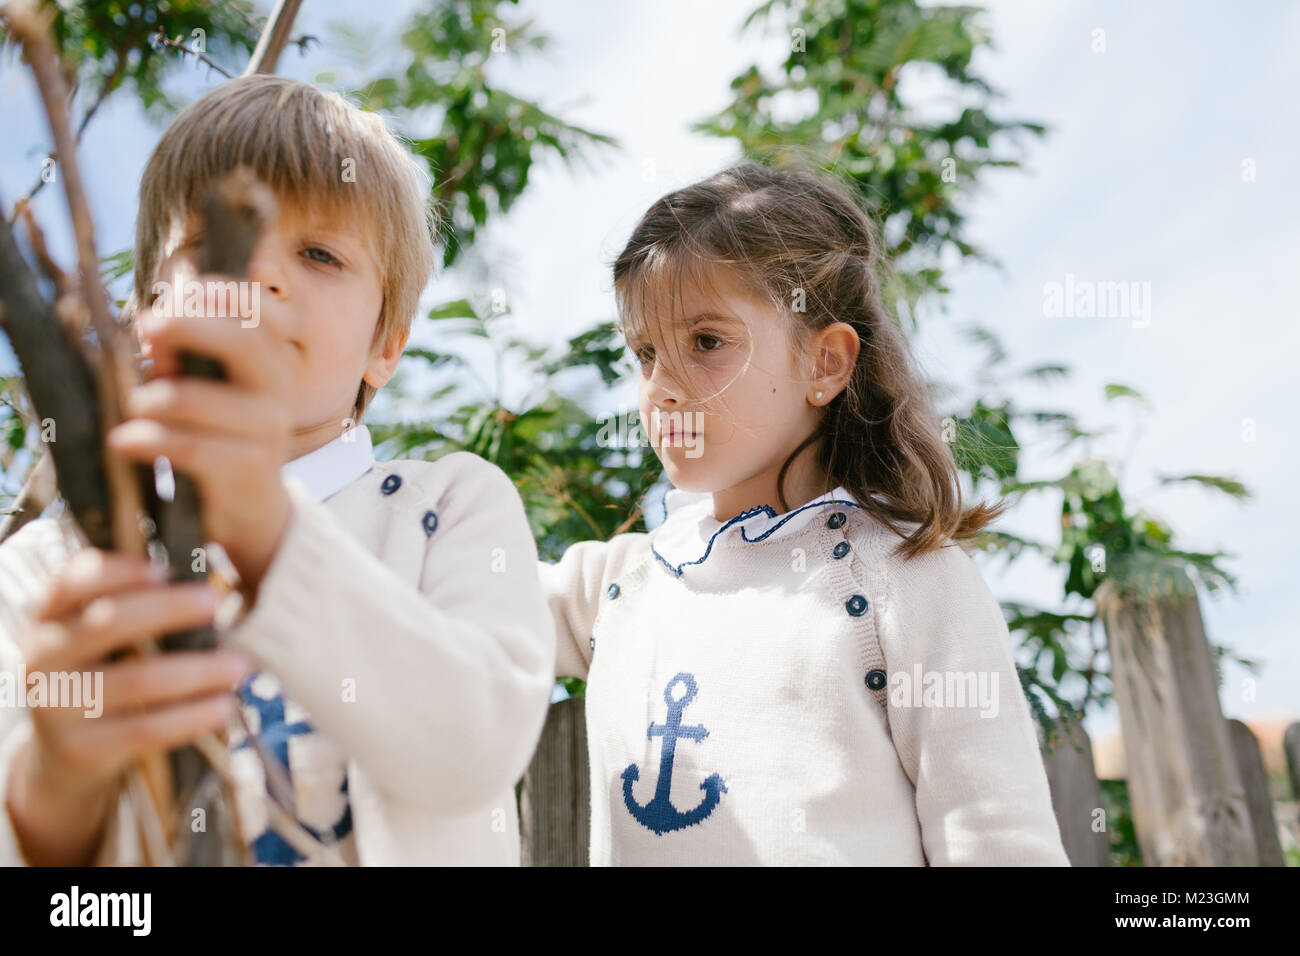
[651,497,863,579]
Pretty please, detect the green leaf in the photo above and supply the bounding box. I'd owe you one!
[427,298,479,321]
[1103,382,1147,404]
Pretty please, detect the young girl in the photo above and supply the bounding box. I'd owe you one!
[540,163,1070,866]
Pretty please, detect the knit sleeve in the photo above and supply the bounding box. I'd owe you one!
[878,541,1070,866]
[538,532,650,681]
[222,452,556,817]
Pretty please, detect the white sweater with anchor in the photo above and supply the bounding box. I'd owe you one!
[540,486,1070,866]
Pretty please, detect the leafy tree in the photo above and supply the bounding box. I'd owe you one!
[940,327,1253,733]
[336,0,614,266]
[695,0,1046,325]
[0,0,266,212]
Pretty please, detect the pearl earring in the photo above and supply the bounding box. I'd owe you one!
[815,391,824,401]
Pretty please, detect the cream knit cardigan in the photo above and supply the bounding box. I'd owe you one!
[0,451,555,865]
[540,488,1071,866]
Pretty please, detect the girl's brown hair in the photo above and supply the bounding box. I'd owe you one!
[613,162,1008,560]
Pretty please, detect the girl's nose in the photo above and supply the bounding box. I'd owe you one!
[646,361,685,407]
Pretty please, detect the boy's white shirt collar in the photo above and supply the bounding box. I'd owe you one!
[281,424,375,503]
[653,483,857,571]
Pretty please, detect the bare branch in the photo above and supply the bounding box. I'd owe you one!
[2,0,145,555]
[149,31,234,79]
[0,208,113,548]
[18,204,70,296]
[244,0,305,76]
[0,453,55,543]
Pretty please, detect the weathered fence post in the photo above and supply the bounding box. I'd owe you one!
[1285,722,1300,806]
[1096,577,1257,865]
[1039,711,1110,866]
[1226,718,1284,865]
[519,696,590,866]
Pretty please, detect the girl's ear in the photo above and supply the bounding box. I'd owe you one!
[363,326,410,388]
[808,321,861,405]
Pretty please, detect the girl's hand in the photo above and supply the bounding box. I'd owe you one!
[5,549,252,865]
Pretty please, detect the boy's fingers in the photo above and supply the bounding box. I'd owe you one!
[78,693,239,777]
[105,421,272,488]
[137,312,287,391]
[98,650,253,717]
[119,379,286,441]
[29,583,218,672]
[34,550,166,624]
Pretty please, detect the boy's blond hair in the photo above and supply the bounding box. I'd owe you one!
[127,75,437,420]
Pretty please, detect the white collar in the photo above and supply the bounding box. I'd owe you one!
[281,424,376,502]
[652,484,859,577]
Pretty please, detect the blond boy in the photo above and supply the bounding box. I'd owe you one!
[0,76,555,865]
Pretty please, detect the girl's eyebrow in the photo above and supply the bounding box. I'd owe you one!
[623,311,742,345]
[683,311,742,326]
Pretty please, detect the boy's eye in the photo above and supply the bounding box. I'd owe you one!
[302,246,341,266]
[695,333,724,352]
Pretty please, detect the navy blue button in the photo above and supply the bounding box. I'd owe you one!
[832,541,851,559]
[421,510,438,536]
[865,669,887,691]
[607,582,620,600]
[381,474,402,495]
[826,512,847,529]
[845,594,868,616]
[589,634,596,651]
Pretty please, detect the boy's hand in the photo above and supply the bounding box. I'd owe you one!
[5,550,252,866]
[107,277,294,589]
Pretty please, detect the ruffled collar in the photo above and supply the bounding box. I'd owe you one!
[651,484,861,578]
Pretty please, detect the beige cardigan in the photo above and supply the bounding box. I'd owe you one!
[0,449,555,865]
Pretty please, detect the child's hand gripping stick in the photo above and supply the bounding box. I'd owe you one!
[150,170,282,864]
[159,168,276,652]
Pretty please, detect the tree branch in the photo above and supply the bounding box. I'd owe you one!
[4,29,131,225]
[0,453,55,543]
[244,0,304,76]
[3,1,145,554]
[148,31,234,79]
[0,207,112,547]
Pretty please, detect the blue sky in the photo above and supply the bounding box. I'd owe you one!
[3,0,1297,739]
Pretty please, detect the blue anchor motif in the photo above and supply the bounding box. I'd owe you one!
[622,673,727,835]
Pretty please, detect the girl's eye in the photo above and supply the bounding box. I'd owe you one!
[302,246,341,266]
[633,345,655,365]
[695,333,724,352]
